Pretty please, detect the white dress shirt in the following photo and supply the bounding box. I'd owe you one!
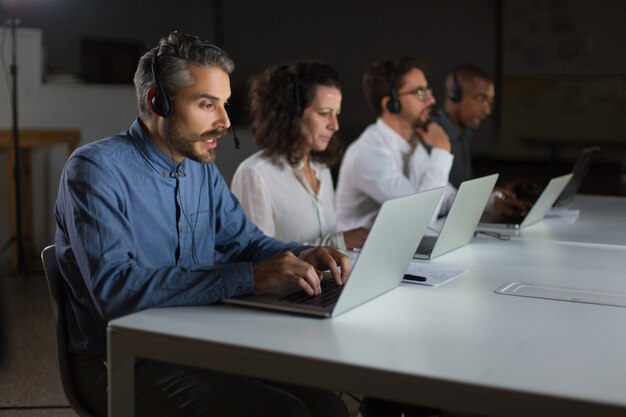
[231,151,346,250]
[336,118,456,230]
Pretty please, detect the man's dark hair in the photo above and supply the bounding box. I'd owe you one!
[446,64,493,97]
[363,56,427,116]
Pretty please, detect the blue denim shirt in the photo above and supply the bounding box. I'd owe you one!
[55,119,303,354]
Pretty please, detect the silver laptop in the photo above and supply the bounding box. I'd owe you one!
[223,187,445,318]
[414,174,498,259]
[554,146,598,206]
[478,173,573,230]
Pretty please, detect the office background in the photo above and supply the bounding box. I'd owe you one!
[0,0,625,268]
[0,1,624,415]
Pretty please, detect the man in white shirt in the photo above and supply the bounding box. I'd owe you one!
[336,56,454,230]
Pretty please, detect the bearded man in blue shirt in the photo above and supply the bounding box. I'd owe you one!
[54,31,350,417]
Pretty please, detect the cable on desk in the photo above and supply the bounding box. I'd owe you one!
[427,225,442,235]
[474,230,510,241]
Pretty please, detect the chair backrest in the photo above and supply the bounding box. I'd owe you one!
[41,245,95,417]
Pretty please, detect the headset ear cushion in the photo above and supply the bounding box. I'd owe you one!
[386,85,401,114]
[448,67,463,103]
[151,89,171,117]
[386,97,400,114]
[448,87,462,103]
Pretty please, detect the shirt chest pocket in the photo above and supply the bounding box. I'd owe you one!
[179,210,213,265]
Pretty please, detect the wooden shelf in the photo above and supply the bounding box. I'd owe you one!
[1,129,81,272]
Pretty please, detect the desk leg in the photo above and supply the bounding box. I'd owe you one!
[108,329,135,417]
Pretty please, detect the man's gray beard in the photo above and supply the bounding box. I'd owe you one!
[165,121,218,164]
[196,148,216,164]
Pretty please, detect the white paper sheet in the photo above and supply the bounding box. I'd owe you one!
[403,261,467,287]
[544,207,580,223]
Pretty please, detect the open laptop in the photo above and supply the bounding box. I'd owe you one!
[554,146,599,206]
[477,173,573,230]
[414,173,499,259]
[223,187,445,318]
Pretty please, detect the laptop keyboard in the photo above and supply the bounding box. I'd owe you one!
[279,279,344,307]
[416,235,437,255]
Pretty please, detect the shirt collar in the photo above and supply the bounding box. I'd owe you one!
[294,158,324,178]
[129,118,186,177]
[434,108,456,133]
[433,108,474,143]
[375,118,413,153]
[292,158,324,196]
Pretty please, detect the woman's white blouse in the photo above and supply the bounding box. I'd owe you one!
[231,151,346,249]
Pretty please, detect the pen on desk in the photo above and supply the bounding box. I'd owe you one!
[403,274,427,282]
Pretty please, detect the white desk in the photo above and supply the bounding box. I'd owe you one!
[501,194,626,247]
[108,238,626,417]
[567,194,626,218]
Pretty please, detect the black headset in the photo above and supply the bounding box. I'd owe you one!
[386,82,402,114]
[150,46,172,117]
[448,66,463,103]
[150,36,241,149]
[151,34,231,117]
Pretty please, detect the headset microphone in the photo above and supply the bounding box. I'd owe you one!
[231,125,241,149]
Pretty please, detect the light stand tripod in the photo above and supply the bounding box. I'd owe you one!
[1,5,29,278]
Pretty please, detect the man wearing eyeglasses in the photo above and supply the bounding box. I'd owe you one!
[336,56,456,232]
[431,64,533,216]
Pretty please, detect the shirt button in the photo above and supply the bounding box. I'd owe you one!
[179,227,184,233]
[235,286,243,294]
[179,168,185,175]
[162,169,167,177]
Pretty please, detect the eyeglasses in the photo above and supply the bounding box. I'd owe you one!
[397,87,433,101]
[472,94,495,110]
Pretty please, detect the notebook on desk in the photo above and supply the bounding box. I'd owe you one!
[414,173,499,259]
[477,173,573,230]
[222,187,445,318]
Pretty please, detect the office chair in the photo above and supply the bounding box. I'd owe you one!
[41,245,96,417]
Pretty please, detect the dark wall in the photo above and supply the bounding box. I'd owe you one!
[221,0,496,144]
[14,0,497,145]
[16,0,221,74]
[10,0,626,162]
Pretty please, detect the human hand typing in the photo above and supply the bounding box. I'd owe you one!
[492,187,533,217]
[252,251,323,296]
[298,246,351,286]
[507,179,542,202]
[252,247,351,296]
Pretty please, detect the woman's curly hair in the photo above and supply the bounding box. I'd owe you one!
[248,61,342,167]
